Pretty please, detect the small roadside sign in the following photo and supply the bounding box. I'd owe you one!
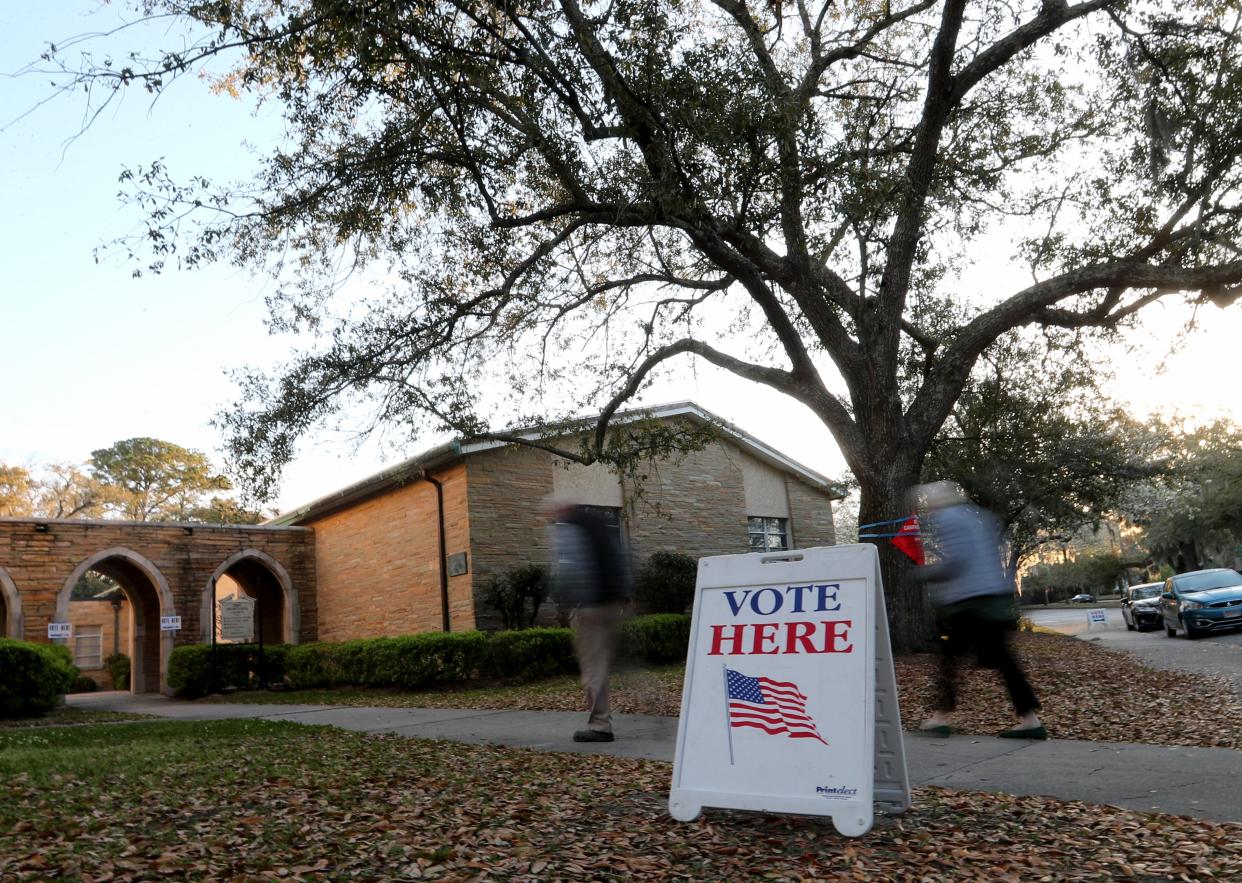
[160,615,182,632]
[47,622,72,639]
[1088,608,1108,626]
[668,544,909,837]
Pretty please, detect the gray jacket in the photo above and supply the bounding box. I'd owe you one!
[915,502,1014,609]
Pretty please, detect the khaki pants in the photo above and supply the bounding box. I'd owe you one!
[572,602,624,733]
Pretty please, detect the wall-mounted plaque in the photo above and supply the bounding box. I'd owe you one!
[447,552,469,576]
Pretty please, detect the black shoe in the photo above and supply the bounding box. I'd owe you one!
[573,729,614,743]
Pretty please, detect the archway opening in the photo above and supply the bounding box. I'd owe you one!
[67,570,132,689]
[82,558,163,693]
[214,559,286,646]
[0,590,7,638]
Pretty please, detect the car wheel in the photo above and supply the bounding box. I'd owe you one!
[1166,624,1177,637]
[1186,625,1203,640]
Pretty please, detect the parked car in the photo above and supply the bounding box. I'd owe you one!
[1068,593,1095,603]
[1161,568,1242,639]
[1121,582,1164,631]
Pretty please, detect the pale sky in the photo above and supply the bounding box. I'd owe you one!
[2,4,1239,516]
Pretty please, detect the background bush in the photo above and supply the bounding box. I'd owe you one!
[167,614,691,697]
[70,674,99,693]
[483,628,577,679]
[483,564,549,629]
[0,639,78,718]
[105,653,131,691]
[634,552,698,614]
[617,613,693,664]
[167,644,290,698]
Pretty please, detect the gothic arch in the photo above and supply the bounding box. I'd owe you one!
[201,548,300,645]
[58,548,175,694]
[0,566,21,639]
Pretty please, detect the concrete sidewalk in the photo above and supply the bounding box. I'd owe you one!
[68,691,1242,824]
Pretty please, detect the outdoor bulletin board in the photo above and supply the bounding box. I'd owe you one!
[668,544,909,837]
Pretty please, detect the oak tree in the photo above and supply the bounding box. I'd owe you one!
[47,0,1242,648]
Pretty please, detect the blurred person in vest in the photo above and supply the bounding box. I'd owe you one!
[548,502,633,743]
[912,481,1046,739]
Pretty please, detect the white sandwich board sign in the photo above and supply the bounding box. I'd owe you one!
[669,544,909,837]
[1087,608,1108,626]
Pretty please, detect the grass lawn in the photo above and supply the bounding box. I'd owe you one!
[2,719,1239,881]
[210,632,1242,750]
[0,707,156,729]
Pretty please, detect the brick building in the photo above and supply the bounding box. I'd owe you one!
[0,520,315,693]
[271,402,843,638]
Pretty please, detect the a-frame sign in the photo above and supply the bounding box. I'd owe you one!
[669,544,910,837]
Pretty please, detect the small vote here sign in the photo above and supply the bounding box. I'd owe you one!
[670,544,879,837]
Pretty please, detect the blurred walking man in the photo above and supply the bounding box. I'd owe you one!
[548,503,632,743]
[912,481,1046,740]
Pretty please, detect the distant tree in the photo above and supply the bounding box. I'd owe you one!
[45,1,1242,649]
[70,570,121,602]
[186,496,266,525]
[0,465,35,518]
[90,438,231,522]
[923,335,1161,567]
[1122,419,1242,570]
[34,462,113,519]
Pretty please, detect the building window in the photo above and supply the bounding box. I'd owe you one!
[748,516,789,552]
[74,625,103,669]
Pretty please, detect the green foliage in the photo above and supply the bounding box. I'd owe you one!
[1121,419,1242,567]
[1024,552,1126,599]
[0,639,78,719]
[924,334,1161,560]
[174,615,690,696]
[167,645,290,698]
[482,628,577,680]
[70,675,99,694]
[71,570,121,601]
[617,614,692,664]
[89,437,231,522]
[483,565,549,630]
[634,552,697,615]
[105,653,131,691]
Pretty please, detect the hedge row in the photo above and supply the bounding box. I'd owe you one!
[167,614,691,697]
[0,639,78,719]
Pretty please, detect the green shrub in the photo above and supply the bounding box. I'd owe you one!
[287,633,490,690]
[618,613,692,664]
[484,628,577,679]
[167,644,290,698]
[105,653,131,691]
[483,564,549,629]
[70,674,99,693]
[284,643,333,689]
[634,552,698,615]
[0,639,78,718]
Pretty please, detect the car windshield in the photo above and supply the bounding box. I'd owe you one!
[1175,570,1242,593]
[1130,586,1161,600]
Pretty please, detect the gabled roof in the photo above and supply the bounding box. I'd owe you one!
[267,401,844,525]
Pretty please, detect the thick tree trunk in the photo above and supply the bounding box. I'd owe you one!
[856,457,933,655]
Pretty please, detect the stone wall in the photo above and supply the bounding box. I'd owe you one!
[0,518,315,693]
[303,462,474,641]
[464,446,556,630]
[785,476,838,549]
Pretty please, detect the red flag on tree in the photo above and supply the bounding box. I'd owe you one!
[891,515,923,564]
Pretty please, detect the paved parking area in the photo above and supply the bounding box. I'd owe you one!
[1027,607,1242,698]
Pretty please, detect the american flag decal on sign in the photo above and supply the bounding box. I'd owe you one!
[725,668,828,745]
